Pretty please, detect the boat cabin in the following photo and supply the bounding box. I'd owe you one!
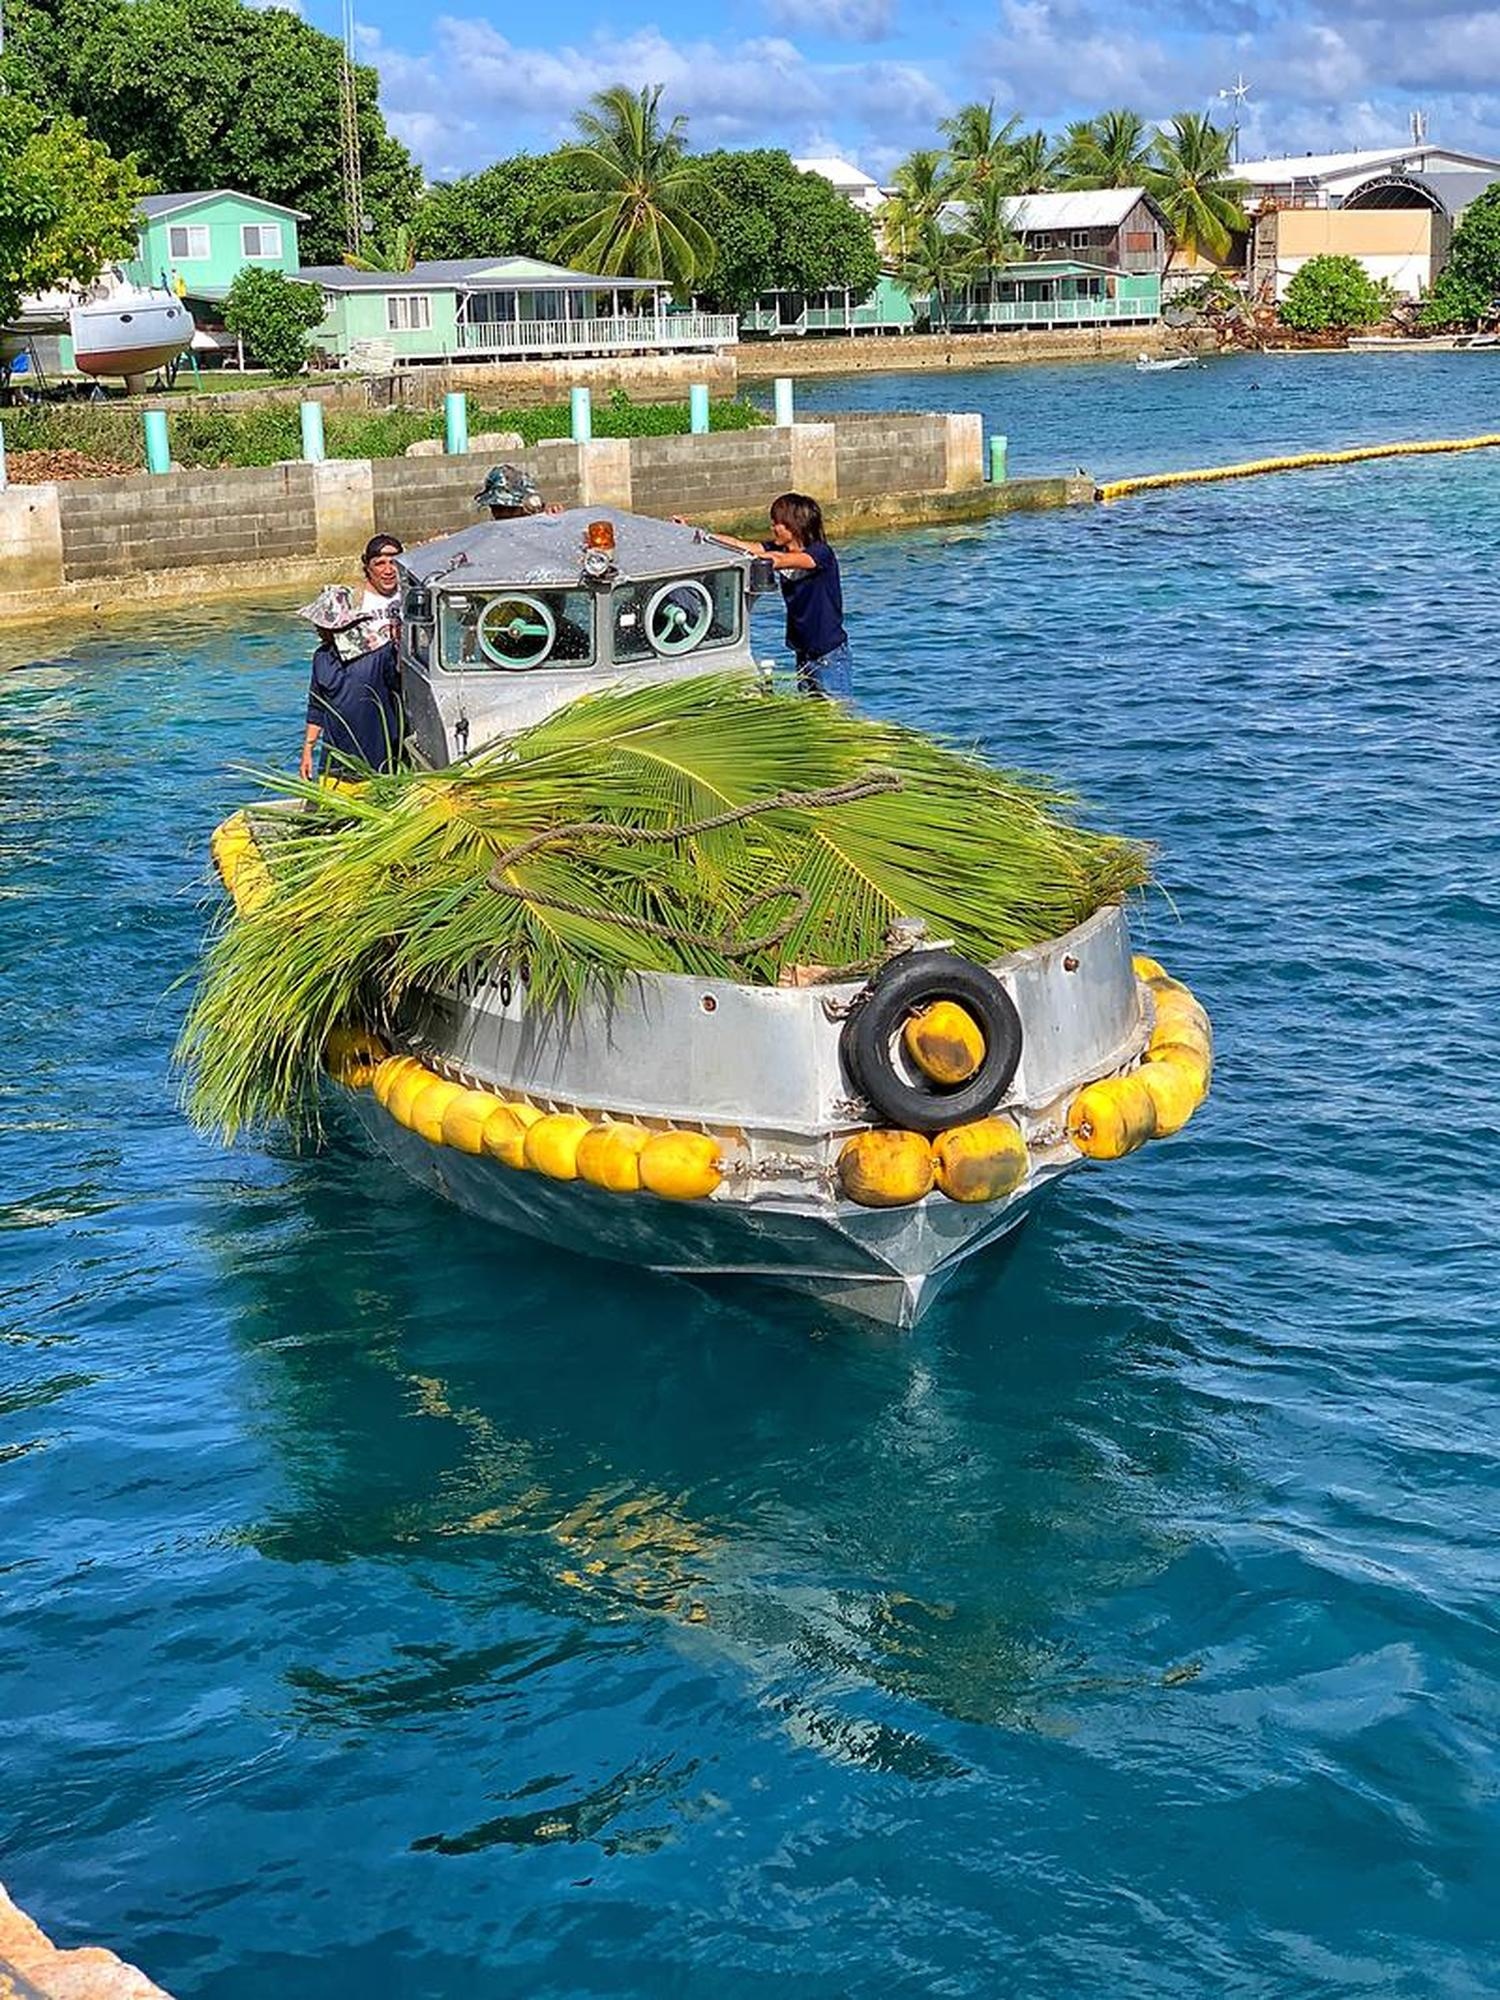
[395,510,772,764]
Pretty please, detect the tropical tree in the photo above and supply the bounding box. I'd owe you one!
[1279,254,1391,333]
[879,149,958,264]
[223,266,327,375]
[546,84,715,290]
[1055,109,1153,188]
[951,179,1023,304]
[1422,183,1500,326]
[0,0,420,264]
[687,152,879,314]
[898,216,975,329]
[414,156,578,261]
[1008,130,1057,193]
[0,95,150,327]
[941,100,1021,191]
[1146,114,1247,263]
[344,223,416,274]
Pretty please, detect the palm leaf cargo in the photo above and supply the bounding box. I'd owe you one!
[183,509,1211,1324]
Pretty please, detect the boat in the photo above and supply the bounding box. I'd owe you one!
[1135,353,1196,373]
[3,268,192,390]
[204,511,1212,1327]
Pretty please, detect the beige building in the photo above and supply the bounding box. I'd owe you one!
[1251,206,1443,302]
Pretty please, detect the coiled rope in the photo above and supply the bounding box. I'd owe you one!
[1097,431,1500,503]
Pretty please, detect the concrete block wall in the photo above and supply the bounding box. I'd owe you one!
[0,413,992,620]
[56,463,317,582]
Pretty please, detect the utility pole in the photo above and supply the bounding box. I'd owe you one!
[339,0,365,259]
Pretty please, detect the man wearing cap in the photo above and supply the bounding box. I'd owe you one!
[297,584,404,780]
[474,463,560,519]
[358,533,404,646]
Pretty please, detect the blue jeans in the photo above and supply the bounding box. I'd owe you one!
[796,641,854,699]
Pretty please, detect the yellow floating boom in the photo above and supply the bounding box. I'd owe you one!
[1096,431,1500,504]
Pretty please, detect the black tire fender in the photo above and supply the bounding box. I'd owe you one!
[840,951,1023,1133]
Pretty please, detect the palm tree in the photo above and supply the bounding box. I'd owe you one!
[879,149,958,264]
[1147,113,1249,264]
[941,100,1022,192]
[343,223,416,273]
[898,216,976,329]
[1008,130,1057,193]
[951,178,1023,305]
[545,84,715,289]
[1056,109,1153,188]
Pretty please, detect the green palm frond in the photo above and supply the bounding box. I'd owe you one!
[177,676,1149,1138]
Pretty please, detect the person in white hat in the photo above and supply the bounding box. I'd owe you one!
[297,584,404,780]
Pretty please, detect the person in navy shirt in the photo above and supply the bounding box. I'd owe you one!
[696,491,854,699]
[297,584,404,779]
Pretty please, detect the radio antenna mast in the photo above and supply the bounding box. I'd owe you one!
[339,0,365,258]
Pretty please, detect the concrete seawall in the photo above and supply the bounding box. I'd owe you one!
[739,325,1198,379]
[0,414,1088,632]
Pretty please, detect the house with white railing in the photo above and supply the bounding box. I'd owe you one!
[301,256,737,369]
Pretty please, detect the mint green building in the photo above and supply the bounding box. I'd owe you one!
[301,258,736,366]
[744,261,1160,337]
[127,190,307,302]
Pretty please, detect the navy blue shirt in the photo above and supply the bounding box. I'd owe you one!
[306,639,403,772]
[771,540,847,663]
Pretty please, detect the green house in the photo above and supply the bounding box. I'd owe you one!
[300,258,735,366]
[127,190,307,302]
[743,262,1160,336]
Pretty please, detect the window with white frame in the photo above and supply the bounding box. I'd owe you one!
[168,224,211,260]
[241,223,283,258]
[386,294,433,332]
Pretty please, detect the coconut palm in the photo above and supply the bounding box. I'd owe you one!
[1147,113,1249,264]
[545,84,715,289]
[951,178,1023,305]
[897,215,977,329]
[1008,130,1057,193]
[1056,109,1153,188]
[879,149,958,263]
[941,100,1022,192]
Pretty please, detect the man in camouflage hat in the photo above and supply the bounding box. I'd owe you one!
[474,463,547,519]
[296,584,403,780]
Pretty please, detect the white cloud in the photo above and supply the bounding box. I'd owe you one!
[767,0,898,42]
[364,16,947,178]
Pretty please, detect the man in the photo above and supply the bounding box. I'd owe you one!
[474,463,558,519]
[297,584,403,779]
[357,533,404,647]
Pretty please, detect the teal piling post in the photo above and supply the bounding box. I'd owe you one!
[773,376,794,427]
[143,409,171,475]
[989,434,1008,484]
[444,391,469,456]
[299,400,326,464]
[570,386,593,443]
[0,423,7,492]
[689,382,710,435]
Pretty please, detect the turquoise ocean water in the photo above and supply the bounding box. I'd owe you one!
[2,352,1498,1997]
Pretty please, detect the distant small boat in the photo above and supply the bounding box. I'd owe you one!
[1135,353,1196,373]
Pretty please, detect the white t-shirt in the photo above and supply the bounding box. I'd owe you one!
[359,585,398,650]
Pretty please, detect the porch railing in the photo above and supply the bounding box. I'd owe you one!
[743,293,1157,335]
[456,313,738,355]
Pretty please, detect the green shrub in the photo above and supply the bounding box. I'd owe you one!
[0,390,766,470]
[1279,255,1392,333]
[1422,184,1500,328]
[223,269,328,378]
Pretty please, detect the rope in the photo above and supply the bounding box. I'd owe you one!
[1096,431,1500,503]
[485,772,902,961]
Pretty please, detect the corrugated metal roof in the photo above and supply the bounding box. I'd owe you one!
[1236,145,1500,183]
[302,257,669,292]
[140,189,310,220]
[1002,188,1151,230]
[793,157,879,188]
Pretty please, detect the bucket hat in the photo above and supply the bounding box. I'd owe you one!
[297,583,367,631]
[474,463,543,512]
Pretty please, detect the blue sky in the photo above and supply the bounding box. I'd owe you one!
[298,0,1500,182]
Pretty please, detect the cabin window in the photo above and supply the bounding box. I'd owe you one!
[1125,230,1155,254]
[241,223,283,258]
[1071,232,1091,251]
[168,225,210,260]
[612,569,741,663]
[438,589,595,671]
[387,294,433,332]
